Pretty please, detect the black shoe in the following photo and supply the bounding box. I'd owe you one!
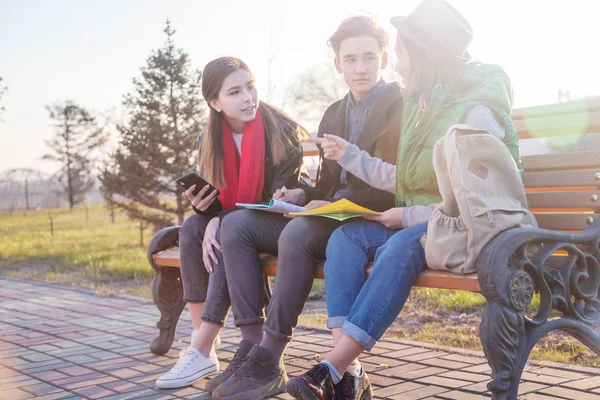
[211,345,288,400]
[204,339,254,394]
[286,363,337,400]
[336,371,373,400]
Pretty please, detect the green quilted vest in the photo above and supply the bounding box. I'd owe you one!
[395,63,522,207]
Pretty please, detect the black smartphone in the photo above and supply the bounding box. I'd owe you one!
[175,172,220,198]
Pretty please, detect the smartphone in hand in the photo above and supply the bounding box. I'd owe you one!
[175,172,220,198]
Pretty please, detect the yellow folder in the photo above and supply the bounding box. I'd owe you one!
[288,198,382,221]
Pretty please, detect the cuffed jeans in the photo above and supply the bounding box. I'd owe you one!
[178,214,231,326]
[220,210,346,341]
[325,221,428,351]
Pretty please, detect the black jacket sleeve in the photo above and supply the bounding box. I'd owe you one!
[191,202,241,222]
[192,198,222,216]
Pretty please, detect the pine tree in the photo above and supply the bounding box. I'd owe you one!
[100,21,206,231]
[43,101,107,209]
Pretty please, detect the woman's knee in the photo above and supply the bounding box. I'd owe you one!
[278,217,314,249]
[219,209,259,248]
[323,223,368,279]
[325,222,365,259]
[278,218,335,260]
[381,224,426,254]
[179,214,211,244]
[374,229,426,276]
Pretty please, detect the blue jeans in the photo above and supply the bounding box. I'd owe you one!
[325,221,428,351]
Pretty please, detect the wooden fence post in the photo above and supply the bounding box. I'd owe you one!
[139,221,144,247]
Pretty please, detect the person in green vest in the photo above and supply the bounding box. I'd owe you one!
[286,1,522,399]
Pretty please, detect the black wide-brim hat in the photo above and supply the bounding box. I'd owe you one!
[391,0,473,62]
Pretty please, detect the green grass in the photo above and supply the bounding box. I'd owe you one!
[0,205,153,280]
[404,287,486,313]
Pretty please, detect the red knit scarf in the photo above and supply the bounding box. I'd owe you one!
[218,110,265,210]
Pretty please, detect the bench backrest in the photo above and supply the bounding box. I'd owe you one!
[515,98,600,232]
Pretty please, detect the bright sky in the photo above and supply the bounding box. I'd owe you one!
[1,0,599,175]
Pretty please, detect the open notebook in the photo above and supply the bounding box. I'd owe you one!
[237,198,381,221]
[289,198,382,221]
[236,199,307,214]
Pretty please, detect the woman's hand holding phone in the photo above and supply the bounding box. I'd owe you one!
[176,172,220,211]
[186,184,219,212]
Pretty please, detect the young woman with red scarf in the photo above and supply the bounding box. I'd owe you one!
[156,57,310,390]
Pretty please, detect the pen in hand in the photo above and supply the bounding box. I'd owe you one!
[274,186,288,201]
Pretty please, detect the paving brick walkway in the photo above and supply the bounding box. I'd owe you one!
[1,278,599,399]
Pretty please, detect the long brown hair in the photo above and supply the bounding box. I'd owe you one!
[198,57,308,187]
[401,38,464,110]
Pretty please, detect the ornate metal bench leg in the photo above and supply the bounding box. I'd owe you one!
[478,223,600,400]
[480,296,527,400]
[146,226,184,355]
[478,235,539,399]
[150,266,187,355]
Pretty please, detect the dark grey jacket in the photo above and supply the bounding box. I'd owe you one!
[303,83,403,211]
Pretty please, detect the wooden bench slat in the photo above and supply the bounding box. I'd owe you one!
[515,110,600,139]
[512,97,600,121]
[414,269,480,291]
[153,250,573,290]
[153,248,181,267]
[522,150,600,171]
[523,169,600,188]
[533,213,598,231]
[302,149,319,157]
[153,249,481,292]
[527,190,600,210]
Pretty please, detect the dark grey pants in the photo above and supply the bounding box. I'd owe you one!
[220,210,345,341]
[178,214,231,326]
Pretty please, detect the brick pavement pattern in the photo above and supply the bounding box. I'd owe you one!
[1,278,599,399]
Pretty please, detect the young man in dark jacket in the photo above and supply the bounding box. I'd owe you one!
[209,16,403,400]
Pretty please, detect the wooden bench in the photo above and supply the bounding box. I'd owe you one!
[147,98,600,400]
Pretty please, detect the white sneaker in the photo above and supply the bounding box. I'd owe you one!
[156,346,219,389]
[191,330,221,351]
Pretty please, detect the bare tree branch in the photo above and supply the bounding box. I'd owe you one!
[285,63,347,131]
